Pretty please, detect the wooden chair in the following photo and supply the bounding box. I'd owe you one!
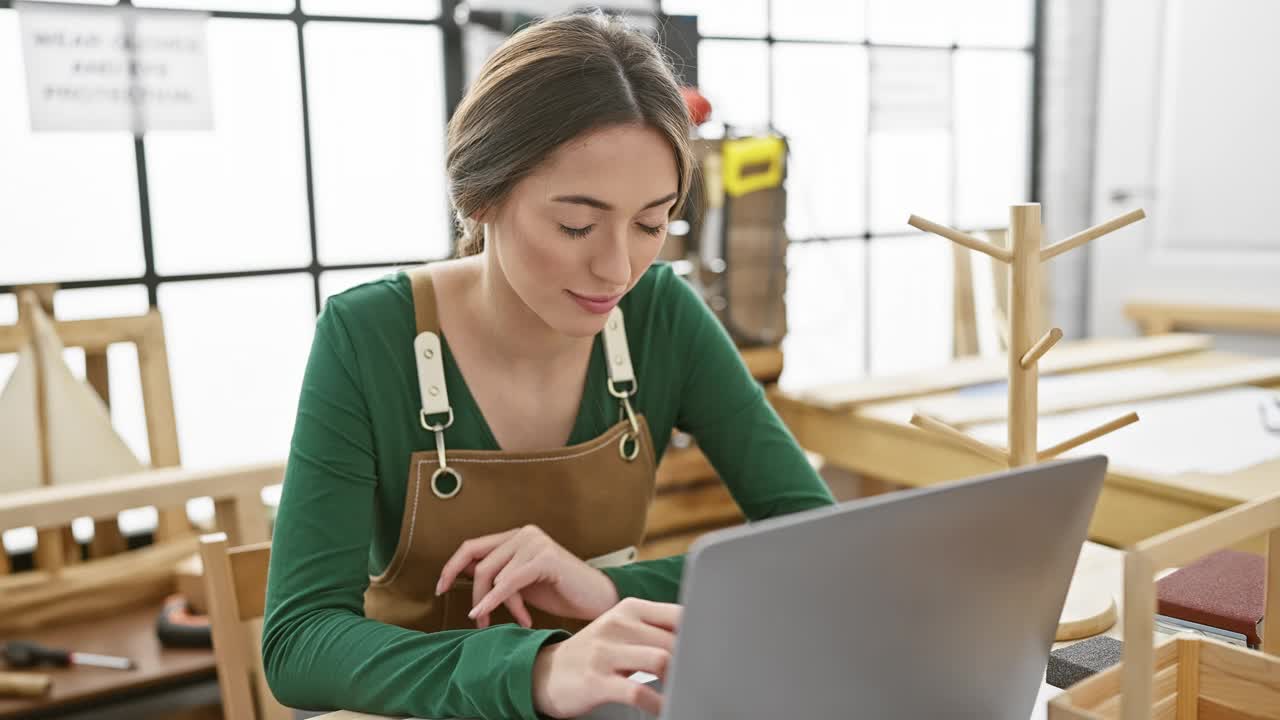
[0,285,188,574]
[200,533,290,720]
[0,463,280,719]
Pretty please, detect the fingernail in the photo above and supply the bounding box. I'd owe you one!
[467,607,478,619]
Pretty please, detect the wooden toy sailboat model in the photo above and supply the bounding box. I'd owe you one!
[0,294,146,495]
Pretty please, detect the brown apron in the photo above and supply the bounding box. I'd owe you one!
[364,267,657,634]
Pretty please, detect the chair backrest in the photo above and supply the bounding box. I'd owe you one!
[200,532,290,720]
[0,286,188,575]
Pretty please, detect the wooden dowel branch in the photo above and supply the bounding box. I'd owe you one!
[1041,208,1146,262]
[907,215,1013,264]
[1037,412,1140,462]
[1020,327,1063,369]
[910,413,1010,465]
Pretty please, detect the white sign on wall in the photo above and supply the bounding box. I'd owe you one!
[17,2,213,132]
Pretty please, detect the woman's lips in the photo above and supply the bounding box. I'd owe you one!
[567,290,623,315]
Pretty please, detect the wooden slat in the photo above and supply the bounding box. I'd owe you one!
[791,333,1212,410]
[1197,696,1275,720]
[228,542,271,621]
[199,534,256,720]
[0,462,284,531]
[1199,639,1280,695]
[0,537,195,633]
[656,444,717,491]
[1138,494,1280,572]
[1126,302,1280,336]
[1178,635,1201,720]
[638,524,739,560]
[740,345,784,384]
[1063,637,1180,711]
[644,482,743,538]
[1093,664,1178,718]
[1199,656,1280,718]
[0,314,154,355]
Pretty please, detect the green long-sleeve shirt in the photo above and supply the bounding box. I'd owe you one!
[262,262,834,719]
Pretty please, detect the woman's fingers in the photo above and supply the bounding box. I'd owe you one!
[617,597,683,633]
[470,558,542,623]
[600,644,672,679]
[600,676,664,717]
[436,529,518,595]
[469,540,525,627]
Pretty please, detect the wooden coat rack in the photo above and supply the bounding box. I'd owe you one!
[905,203,1146,467]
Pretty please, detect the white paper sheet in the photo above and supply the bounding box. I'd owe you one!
[970,386,1280,476]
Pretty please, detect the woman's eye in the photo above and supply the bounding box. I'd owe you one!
[637,223,665,237]
[559,224,593,238]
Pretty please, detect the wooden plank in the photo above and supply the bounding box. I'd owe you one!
[1178,630,1201,720]
[1197,696,1276,720]
[1126,302,1280,336]
[790,334,1211,410]
[1199,639,1280,694]
[656,444,717,491]
[915,359,1280,426]
[199,534,257,720]
[0,537,195,633]
[228,542,271,621]
[1062,637,1180,711]
[1137,494,1280,572]
[1199,648,1280,718]
[0,462,284,531]
[1093,664,1178,717]
[638,524,739,560]
[740,345,784,384]
[644,482,743,539]
[0,314,153,355]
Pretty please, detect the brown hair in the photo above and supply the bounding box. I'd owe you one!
[446,10,694,256]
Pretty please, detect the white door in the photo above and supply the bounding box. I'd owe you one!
[1089,0,1280,341]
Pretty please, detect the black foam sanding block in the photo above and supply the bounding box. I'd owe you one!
[1047,635,1124,689]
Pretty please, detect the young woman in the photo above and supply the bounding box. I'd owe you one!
[262,11,834,720]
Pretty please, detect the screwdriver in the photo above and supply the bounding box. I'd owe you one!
[2,641,135,671]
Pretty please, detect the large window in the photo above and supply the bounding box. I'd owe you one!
[665,0,1037,386]
[0,0,457,474]
[1,0,1038,480]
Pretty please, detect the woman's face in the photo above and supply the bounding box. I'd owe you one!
[484,123,679,338]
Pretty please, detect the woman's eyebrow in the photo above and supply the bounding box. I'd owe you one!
[551,191,678,212]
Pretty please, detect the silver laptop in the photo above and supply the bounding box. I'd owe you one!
[586,455,1107,720]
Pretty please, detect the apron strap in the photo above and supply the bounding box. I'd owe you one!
[408,267,453,423]
[408,266,441,335]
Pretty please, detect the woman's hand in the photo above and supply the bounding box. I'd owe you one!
[435,525,620,629]
[531,598,680,718]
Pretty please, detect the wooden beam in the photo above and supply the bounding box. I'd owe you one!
[0,462,285,531]
[0,314,154,354]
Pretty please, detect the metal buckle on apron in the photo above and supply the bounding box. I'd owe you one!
[609,379,641,462]
[421,408,461,499]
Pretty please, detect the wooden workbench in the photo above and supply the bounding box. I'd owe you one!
[771,337,1280,551]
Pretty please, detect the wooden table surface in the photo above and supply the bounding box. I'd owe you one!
[771,342,1280,552]
[0,600,216,718]
[310,542,1126,720]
